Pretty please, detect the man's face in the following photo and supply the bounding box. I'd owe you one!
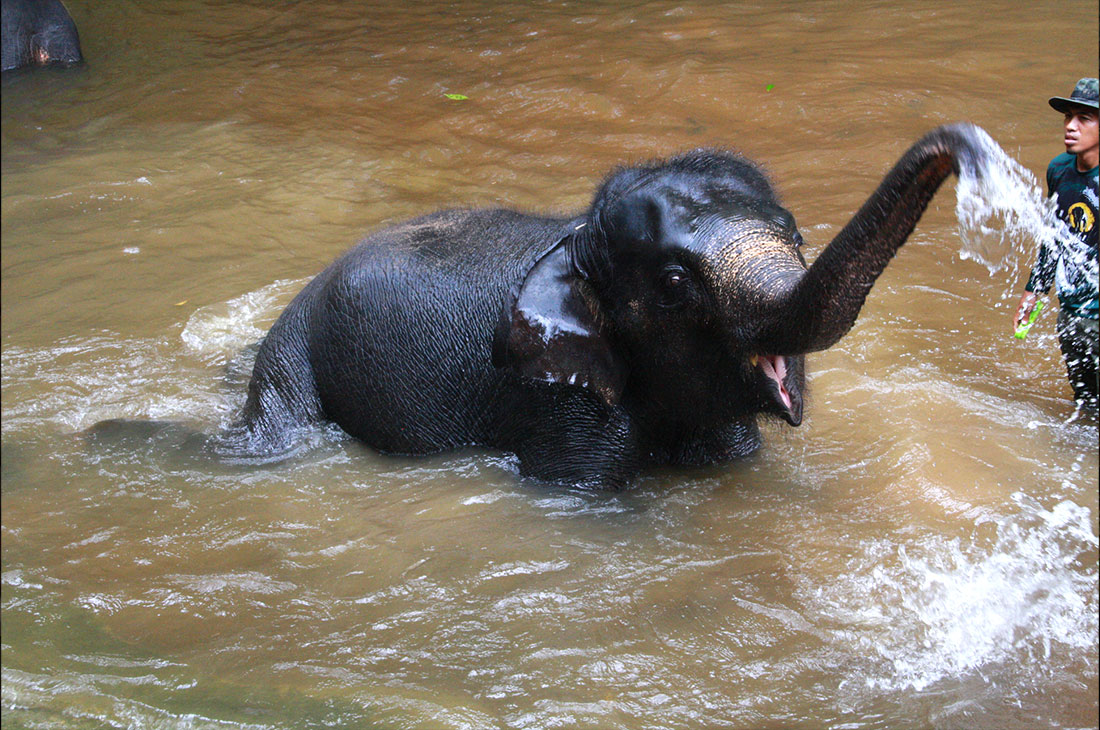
[1063,106,1099,156]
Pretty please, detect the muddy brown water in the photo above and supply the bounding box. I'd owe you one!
[2,1,1097,728]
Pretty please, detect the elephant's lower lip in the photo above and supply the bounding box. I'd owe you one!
[753,353,793,411]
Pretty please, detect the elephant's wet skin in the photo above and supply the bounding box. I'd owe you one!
[205,124,989,490]
[1,0,82,72]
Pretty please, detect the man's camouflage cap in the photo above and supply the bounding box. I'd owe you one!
[1049,77,1099,113]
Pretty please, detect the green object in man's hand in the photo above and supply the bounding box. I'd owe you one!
[1014,299,1044,339]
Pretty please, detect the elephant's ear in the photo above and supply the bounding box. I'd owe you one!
[492,239,624,406]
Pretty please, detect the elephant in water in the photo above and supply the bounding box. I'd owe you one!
[186,123,989,489]
[1,0,82,72]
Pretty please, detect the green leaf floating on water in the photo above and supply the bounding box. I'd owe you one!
[445,93,469,100]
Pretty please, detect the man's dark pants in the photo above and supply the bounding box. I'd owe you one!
[1057,309,1099,409]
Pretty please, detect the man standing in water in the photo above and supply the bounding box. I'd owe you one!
[1014,77,1099,411]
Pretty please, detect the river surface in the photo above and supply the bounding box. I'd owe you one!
[2,1,1098,728]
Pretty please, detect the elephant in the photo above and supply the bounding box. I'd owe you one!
[201,123,989,490]
[1,0,82,72]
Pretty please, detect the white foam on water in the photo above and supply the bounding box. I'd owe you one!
[180,278,307,358]
[1,280,308,434]
[2,336,211,432]
[813,492,1097,694]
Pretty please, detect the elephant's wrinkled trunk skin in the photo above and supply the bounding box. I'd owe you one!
[757,123,988,356]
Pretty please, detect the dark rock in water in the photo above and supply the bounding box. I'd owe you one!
[2,0,83,72]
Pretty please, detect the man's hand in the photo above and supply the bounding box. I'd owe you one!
[1014,292,1039,329]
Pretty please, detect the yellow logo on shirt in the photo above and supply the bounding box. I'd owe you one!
[1066,202,1095,234]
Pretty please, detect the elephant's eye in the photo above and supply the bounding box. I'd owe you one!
[658,266,692,307]
[661,267,689,290]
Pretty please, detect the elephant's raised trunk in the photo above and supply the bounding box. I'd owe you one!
[757,123,990,356]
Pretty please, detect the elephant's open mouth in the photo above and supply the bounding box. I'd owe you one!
[751,353,802,426]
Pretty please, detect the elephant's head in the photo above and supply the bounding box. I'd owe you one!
[494,124,988,440]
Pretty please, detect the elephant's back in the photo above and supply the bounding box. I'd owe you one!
[308,208,574,453]
[342,208,568,278]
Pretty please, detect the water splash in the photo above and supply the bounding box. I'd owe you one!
[815,492,1098,694]
[952,128,1093,300]
[886,499,1095,691]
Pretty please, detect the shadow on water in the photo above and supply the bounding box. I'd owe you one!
[2,604,391,729]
